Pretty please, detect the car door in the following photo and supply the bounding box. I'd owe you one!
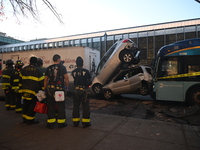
[128,67,143,91]
[110,70,131,94]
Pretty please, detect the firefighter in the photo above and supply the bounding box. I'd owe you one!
[19,57,44,125]
[44,54,69,129]
[10,60,24,113]
[71,56,92,128]
[2,59,15,110]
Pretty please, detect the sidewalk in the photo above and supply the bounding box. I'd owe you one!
[0,101,200,150]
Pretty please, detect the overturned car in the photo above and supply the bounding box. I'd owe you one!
[102,66,153,99]
[90,39,140,95]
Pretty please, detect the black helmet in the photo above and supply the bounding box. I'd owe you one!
[76,56,83,67]
[15,60,24,67]
[6,59,14,66]
[37,58,43,66]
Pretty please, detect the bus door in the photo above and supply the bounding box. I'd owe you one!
[155,57,184,101]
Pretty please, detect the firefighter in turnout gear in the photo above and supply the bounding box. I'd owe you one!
[19,57,44,125]
[71,56,92,128]
[10,60,24,113]
[44,54,69,129]
[2,59,15,110]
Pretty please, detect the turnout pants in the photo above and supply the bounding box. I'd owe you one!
[46,89,66,125]
[22,96,37,122]
[72,89,90,125]
[11,92,22,113]
[4,90,16,110]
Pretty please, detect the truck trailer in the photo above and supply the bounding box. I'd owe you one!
[0,46,100,92]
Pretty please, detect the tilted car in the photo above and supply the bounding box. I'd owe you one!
[90,39,140,95]
[102,66,153,99]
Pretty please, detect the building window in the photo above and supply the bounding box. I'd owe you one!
[176,27,184,33]
[106,35,114,51]
[138,37,147,60]
[148,36,154,59]
[75,39,80,46]
[129,33,138,44]
[43,43,48,49]
[129,32,137,38]
[155,35,164,55]
[166,34,176,45]
[87,38,92,48]
[165,28,176,35]
[177,33,184,41]
[81,39,87,47]
[93,37,100,50]
[69,40,73,47]
[185,32,196,39]
[185,26,196,32]
[123,34,128,39]
[155,29,165,36]
[138,31,147,37]
[58,41,63,47]
[114,34,122,42]
[148,30,154,36]
[64,41,68,47]
[101,37,106,57]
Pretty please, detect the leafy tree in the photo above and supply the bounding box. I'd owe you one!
[0,0,62,23]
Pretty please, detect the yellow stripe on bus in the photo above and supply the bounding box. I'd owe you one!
[156,71,200,80]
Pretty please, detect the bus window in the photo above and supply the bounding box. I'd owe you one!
[159,57,178,77]
[187,56,200,73]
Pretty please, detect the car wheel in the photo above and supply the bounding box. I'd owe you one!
[187,87,200,106]
[138,83,149,95]
[92,83,103,95]
[119,49,134,63]
[103,89,114,100]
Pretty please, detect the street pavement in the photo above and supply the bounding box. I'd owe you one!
[0,101,200,150]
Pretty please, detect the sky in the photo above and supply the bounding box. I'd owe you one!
[0,0,200,41]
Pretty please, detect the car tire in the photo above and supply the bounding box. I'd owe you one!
[138,83,149,95]
[103,89,114,100]
[119,49,134,63]
[92,83,103,95]
[187,87,200,106]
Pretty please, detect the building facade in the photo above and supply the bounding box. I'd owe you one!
[0,18,200,65]
[0,32,23,46]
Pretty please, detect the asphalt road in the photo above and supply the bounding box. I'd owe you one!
[66,94,200,126]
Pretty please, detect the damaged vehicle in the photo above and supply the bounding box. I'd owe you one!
[102,66,153,99]
[90,39,140,95]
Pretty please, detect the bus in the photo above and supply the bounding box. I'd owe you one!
[152,38,200,105]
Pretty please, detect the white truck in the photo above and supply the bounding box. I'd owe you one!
[0,46,100,92]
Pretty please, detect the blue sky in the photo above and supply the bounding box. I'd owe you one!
[0,0,200,41]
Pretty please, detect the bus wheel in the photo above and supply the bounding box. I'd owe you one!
[92,83,102,95]
[187,88,200,105]
[103,89,114,100]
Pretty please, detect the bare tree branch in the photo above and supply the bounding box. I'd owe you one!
[0,0,63,23]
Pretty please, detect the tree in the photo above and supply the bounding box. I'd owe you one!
[0,0,63,23]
